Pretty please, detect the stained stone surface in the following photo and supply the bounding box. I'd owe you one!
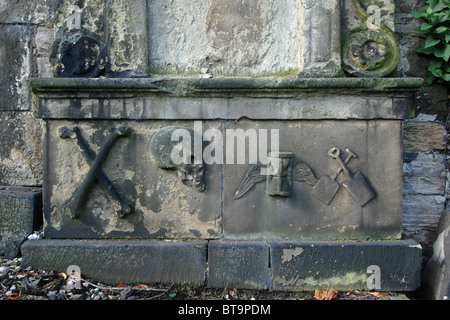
[22,240,208,286]
[223,120,404,240]
[0,187,42,259]
[270,239,422,291]
[208,241,270,289]
[30,77,422,241]
[42,120,222,239]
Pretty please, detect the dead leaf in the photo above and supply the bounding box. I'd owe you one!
[229,288,238,297]
[68,271,81,280]
[368,291,390,297]
[314,288,339,300]
[4,293,20,300]
[59,272,67,280]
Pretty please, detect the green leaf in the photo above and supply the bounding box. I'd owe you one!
[416,46,435,54]
[411,11,426,18]
[427,74,436,85]
[432,1,446,12]
[431,68,443,77]
[425,36,441,47]
[421,23,434,31]
[442,44,450,61]
[434,44,450,61]
[435,26,448,33]
[446,33,450,43]
[429,58,443,70]
[442,73,450,81]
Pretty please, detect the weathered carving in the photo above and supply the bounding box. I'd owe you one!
[235,147,376,207]
[342,0,399,77]
[50,29,107,78]
[311,148,358,205]
[234,153,317,200]
[59,126,134,219]
[328,147,376,207]
[266,152,294,197]
[149,127,206,192]
[59,124,133,219]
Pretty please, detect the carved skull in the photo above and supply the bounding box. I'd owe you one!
[150,127,205,192]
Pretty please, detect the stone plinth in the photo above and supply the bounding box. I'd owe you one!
[24,77,424,290]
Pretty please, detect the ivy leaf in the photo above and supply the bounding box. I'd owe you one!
[416,46,435,54]
[425,36,441,48]
[427,74,437,85]
[411,10,427,18]
[420,23,434,32]
[434,44,450,61]
[435,26,448,33]
[431,68,443,78]
[429,58,443,70]
[446,33,450,43]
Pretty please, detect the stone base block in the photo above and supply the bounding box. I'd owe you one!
[0,187,42,259]
[270,239,422,291]
[208,241,270,290]
[21,240,207,286]
[21,239,422,291]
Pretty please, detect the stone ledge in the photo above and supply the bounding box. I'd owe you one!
[29,77,424,98]
[21,239,422,291]
[21,240,208,286]
[29,77,423,121]
[270,239,422,292]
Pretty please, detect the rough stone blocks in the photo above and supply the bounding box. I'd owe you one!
[0,187,42,259]
[22,240,208,286]
[208,241,270,290]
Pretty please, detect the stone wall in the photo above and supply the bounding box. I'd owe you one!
[0,0,448,256]
[394,0,449,256]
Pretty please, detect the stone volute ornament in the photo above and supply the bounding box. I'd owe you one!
[50,29,107,78]
[342,0,400,78]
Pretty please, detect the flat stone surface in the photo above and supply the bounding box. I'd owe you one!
[148,0,300,76]
[30,78,422,121]
[0,24,31,111]
[270,239,422,291]
[21,240,208,286]
[0,187,42,259]
[422,211,450,300]
[208,241,270,290]
[30,77,421,241]
[224,120,404,240]
[42,121,222,239]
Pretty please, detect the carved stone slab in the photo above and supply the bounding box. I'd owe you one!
[43,121,222,239]
[30,78,422,240]
[223,120,403,240]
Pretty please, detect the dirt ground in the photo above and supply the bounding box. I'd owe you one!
[0,256,416,301]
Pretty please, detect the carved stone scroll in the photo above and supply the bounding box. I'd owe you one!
[342,0,400,77]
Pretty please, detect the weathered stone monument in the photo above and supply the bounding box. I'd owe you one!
[22,0,424,291]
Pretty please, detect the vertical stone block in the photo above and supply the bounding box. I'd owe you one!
[270,240,422,291]
[207,241,270,290]
[298,0,342,77]
[22,240,207,286]
[0,187,42,259]
[0,24,31,111]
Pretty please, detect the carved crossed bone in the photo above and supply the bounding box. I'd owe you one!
[59,124,133,219]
